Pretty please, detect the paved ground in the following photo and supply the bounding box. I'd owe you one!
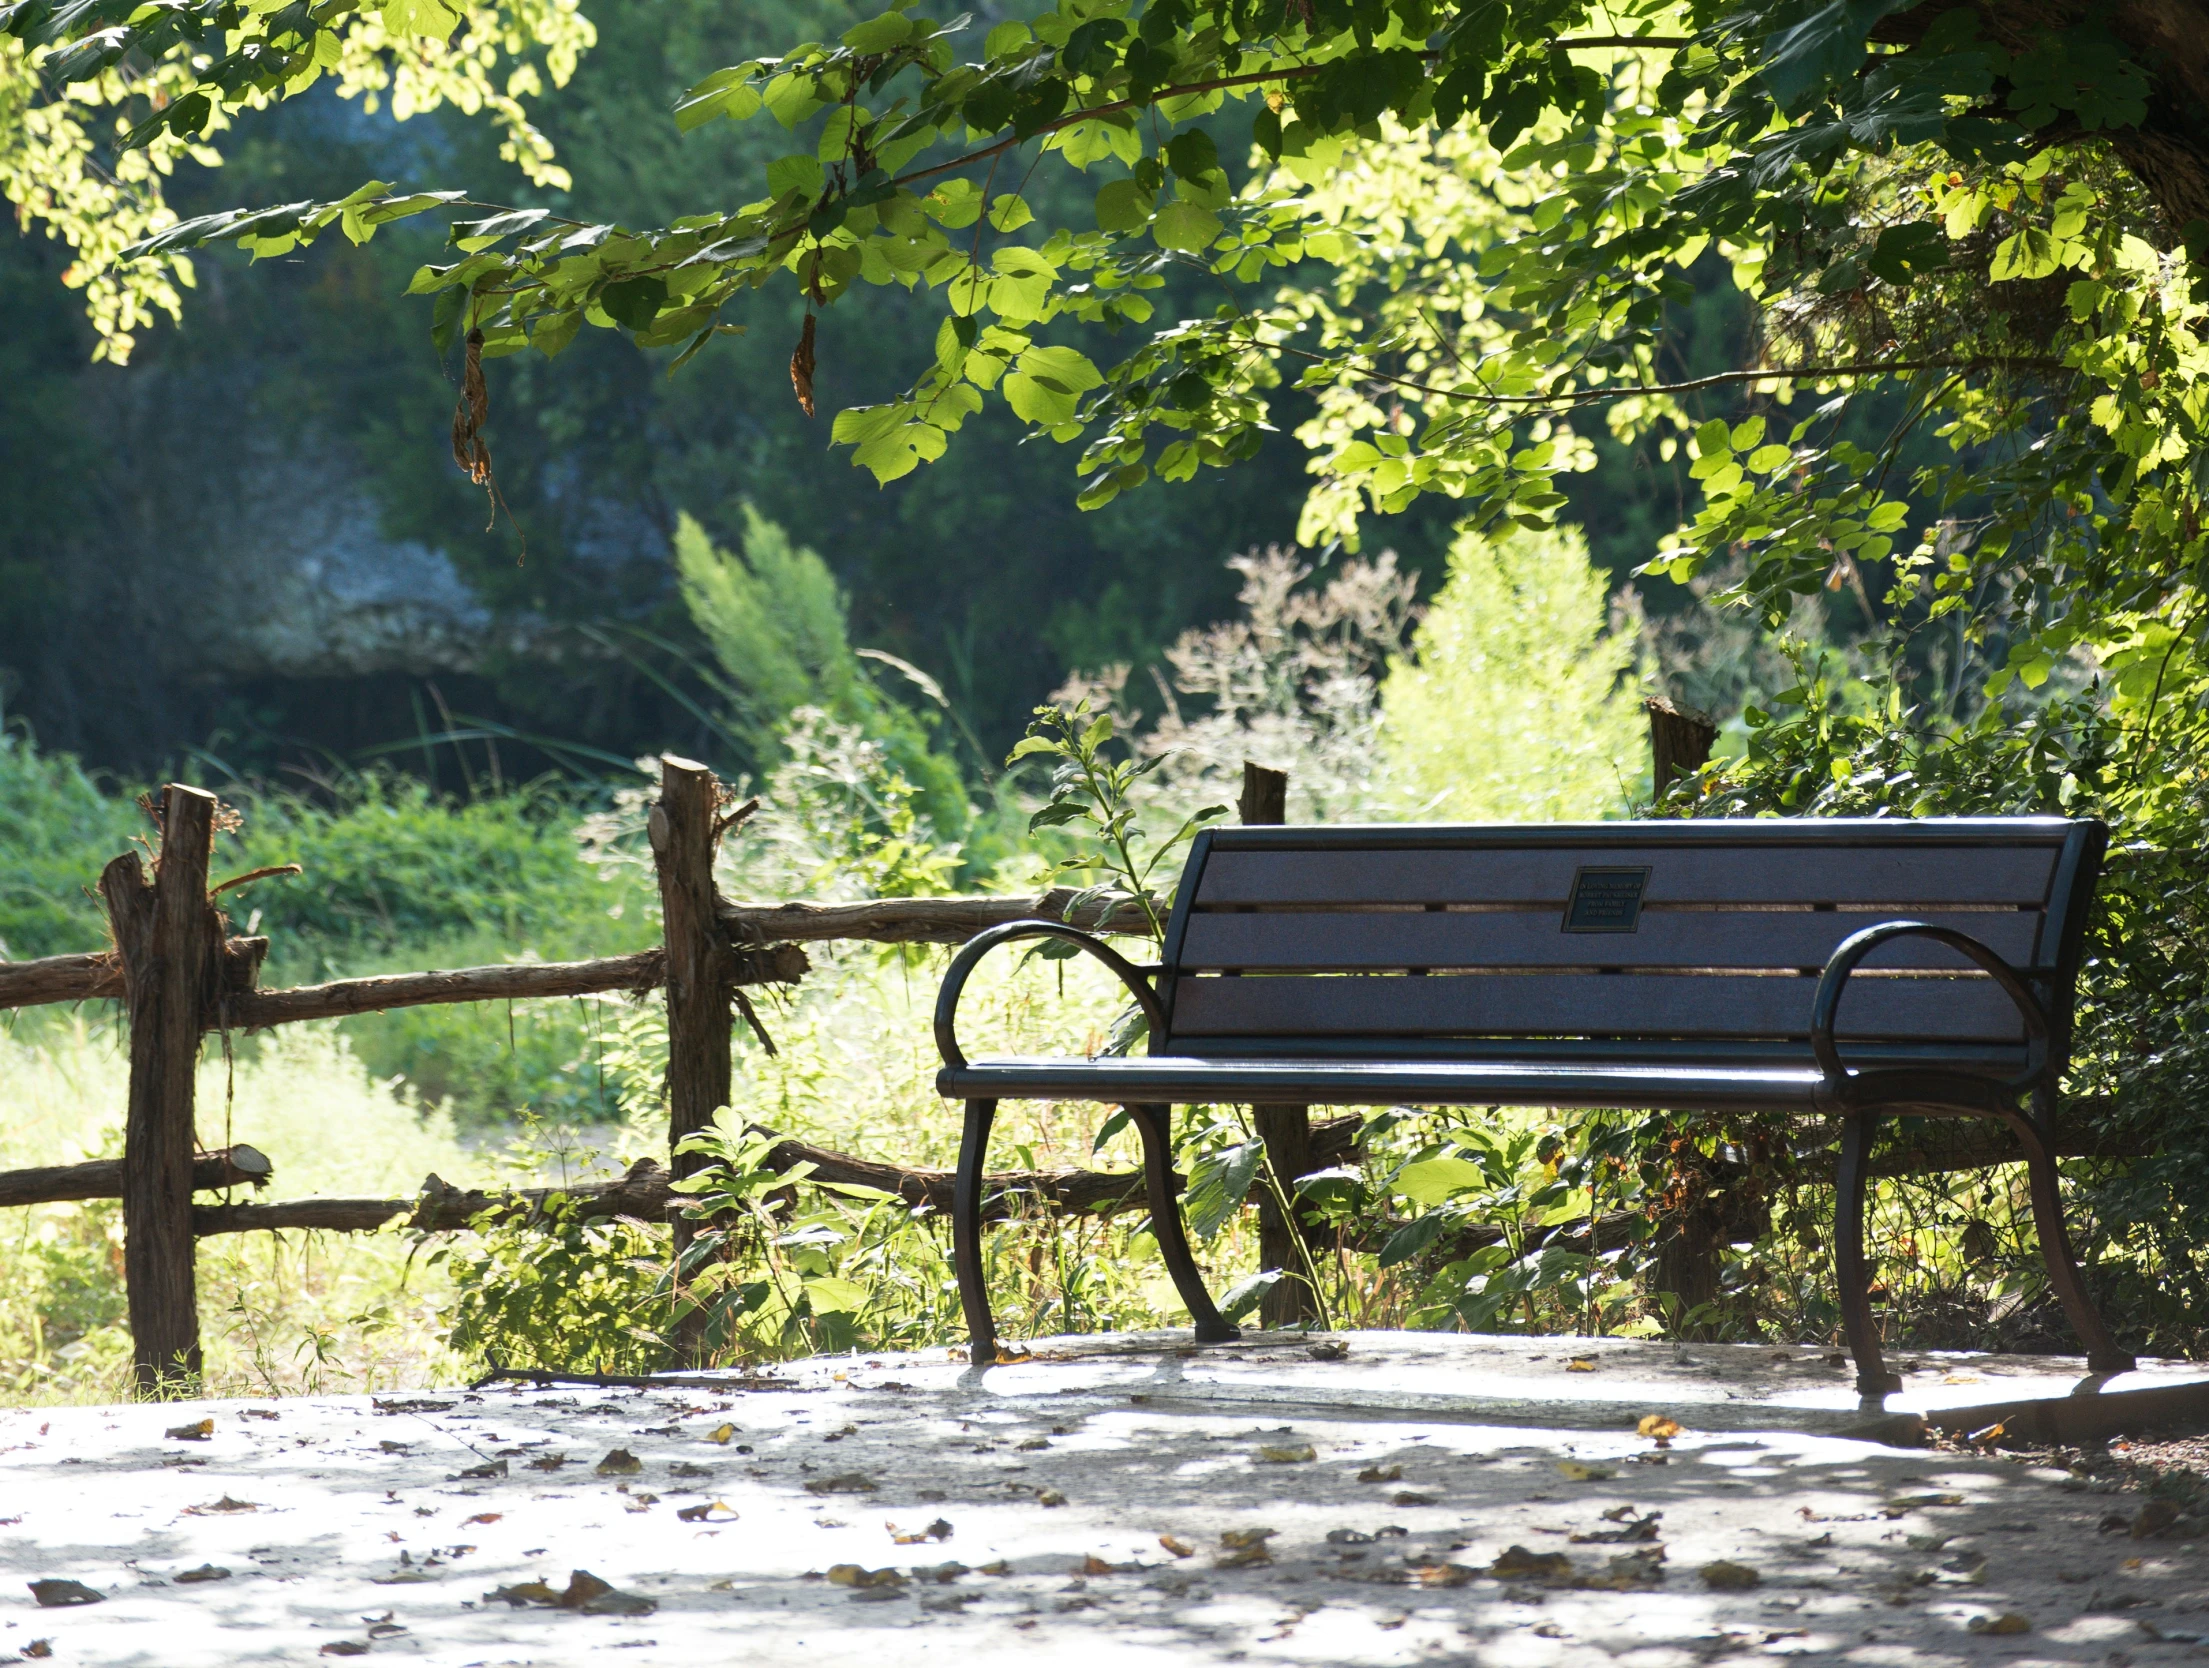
[6,1331,2209,1666]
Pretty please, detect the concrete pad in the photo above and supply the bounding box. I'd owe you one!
[4,1331,2207,1666]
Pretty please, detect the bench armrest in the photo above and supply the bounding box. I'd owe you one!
[1811,919,2049,1095]
[934,920,1166,1072]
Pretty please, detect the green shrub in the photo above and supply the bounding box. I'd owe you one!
[1381,523,1646,820]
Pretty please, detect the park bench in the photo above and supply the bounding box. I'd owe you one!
[934,817,2134,1394]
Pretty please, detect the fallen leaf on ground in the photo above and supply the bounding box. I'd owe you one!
[319,1644,369,1657]
[1940,1374,1983,1385]
[1565,1359,1597,1373]
[1216,1527,1276,1568]
[1357,1464,1403,1483]
[2133,1500,2182,1539]
[166,1419,213,1441]
[677,1502,739,1523]
[28,1579,104,1608]
[1700,1559,1760,1590]
[979,1561,1011,1576]
[595,1449,641,1476]
[1256,1444,1317,1463]
[379,1441,410,1455]
[371,1571,433,1586]
[1409,1563,1475,1588]
[827,1565,906,1589]
[1970,1613,2032,1635]
[912,1561,968,1583]
[806,1474,878,1495]
[1557,1461,1615,1482]
[1581,1549,1668,1591]
[183,1496,257,1515]
[174,1565,231,1583]
[1637,1415,1682,1440]
[526,1453,568,1472]
[23,1642,52,1659]
[705,1423,736,1445]
[888,1518,953,1544]
[1573,1514,1661,1544]
[1883,1492,1965,1513]
[1391,1491,1438,1507]
[461,1513,502,1526]
[487,1569,654,1615]
[455,1460,507,1480]
[1491,1546,1572,1581]
[1159,1535,1194,1559]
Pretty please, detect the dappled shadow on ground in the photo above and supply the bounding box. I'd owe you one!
[1,1333,2202,1665]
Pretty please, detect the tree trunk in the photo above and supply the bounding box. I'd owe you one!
[652,757,734,1366]
[101,784,221,1396]
[1873,2,2209,235]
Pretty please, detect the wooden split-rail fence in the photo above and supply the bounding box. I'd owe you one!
[0,757,1182,1394]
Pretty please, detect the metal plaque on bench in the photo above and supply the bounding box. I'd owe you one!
[1562,865,1650,932]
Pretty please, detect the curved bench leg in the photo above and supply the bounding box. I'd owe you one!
[953,1099,999,1364]
[2010,1114,2135,1375]
[1129,1103,1238,1344]
[1835,1113,1902,1396]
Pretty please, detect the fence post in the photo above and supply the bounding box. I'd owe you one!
[99,784,219,1396]
[651,756,733,1365]
[1646,696,1717,795]
[1239,762,1320,1329]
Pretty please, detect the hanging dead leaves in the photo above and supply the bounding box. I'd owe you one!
[791,313,817,418]
[448,325,521,552]
[451,328,492,486]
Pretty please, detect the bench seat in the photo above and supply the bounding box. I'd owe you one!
[945,1055,2017,1118]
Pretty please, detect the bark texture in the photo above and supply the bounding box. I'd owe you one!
[0,1144,270,1209]
[1874,2,2209,235]
[102,785,222,1395]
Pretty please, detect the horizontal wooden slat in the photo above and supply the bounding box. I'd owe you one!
[1180,908,2046,973]
[1192,844,2059,908]
[1166,972,2027,1042]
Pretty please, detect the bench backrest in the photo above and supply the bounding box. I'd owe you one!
[1154,818,2105,1072]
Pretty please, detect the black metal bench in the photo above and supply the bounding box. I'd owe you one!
[934,817,2133,1392]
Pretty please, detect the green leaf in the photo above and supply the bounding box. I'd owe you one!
[1378,1210,1458,1269]
[1151,200,1221,252]
[986,193,1034,232]
[802,1275,869,1314]
[1185,1139,1265,1240]
[841,10,912,52]
[599,276,668,331]
[1393,1156,1487,1207]
[674,65,764,133]
[767,153,825,202]
[1007,735,1062,761]
[1218,1269,1283,1324]
[1002,344,1103,425]
[1093,176,1152,232]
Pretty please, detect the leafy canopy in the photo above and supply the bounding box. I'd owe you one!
[6,0,2205,701]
